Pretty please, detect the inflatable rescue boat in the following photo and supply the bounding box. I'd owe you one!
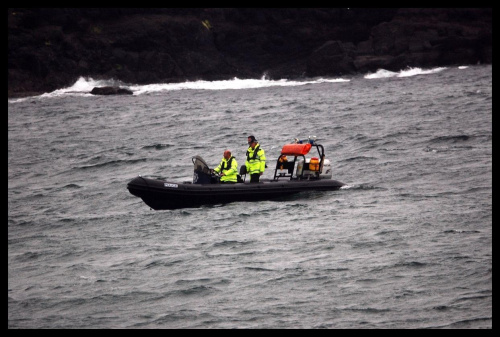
[127,139,344,210]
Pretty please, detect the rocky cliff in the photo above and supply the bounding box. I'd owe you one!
[8,8,492,98]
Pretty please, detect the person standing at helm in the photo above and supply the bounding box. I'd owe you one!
[213,150,238,183]
[245,135,266,183]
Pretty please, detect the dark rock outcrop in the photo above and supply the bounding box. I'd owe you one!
[8,8,492,98]
[90,86,133,95]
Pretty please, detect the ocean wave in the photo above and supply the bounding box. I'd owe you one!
[177,285,216,296]
[343,307,391,313]
[339,184,383,191]
[365,66,448,79]
[75,158,148,170]
[434,316,492,329]
[59,183,82,190]
[212,240,254,248]
[129,76,350,95]
[395,261,427,268]
[141,143,173,150]
[7,65,468,104]
[341,156,376,162]
[8,76,351,103]
[429,134,471,143]
[443,229,481,234]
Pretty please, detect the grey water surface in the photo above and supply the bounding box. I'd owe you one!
[8,65,491,328]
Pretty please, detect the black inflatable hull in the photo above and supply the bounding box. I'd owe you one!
[127,176,344,210]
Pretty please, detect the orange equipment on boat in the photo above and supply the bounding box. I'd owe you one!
[280,143,312,156]
[309,157,320,171]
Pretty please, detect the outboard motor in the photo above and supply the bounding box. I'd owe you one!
[239,165,247,182]
[192,155,213,184]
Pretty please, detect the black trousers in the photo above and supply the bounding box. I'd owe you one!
[250,173,260,183]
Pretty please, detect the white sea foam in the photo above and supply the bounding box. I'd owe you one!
[364,69,398,79]
[364,66,448,79]
[8,65,470,103]
[129,76,349,95]
[9,76,350,103]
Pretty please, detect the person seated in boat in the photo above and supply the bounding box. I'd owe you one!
[245,135,266,183]
[212,150,238,183]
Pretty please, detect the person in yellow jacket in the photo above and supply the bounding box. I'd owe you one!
[213,150,238,183]
[245,135,266,183]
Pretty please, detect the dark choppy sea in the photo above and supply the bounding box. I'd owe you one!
[8,65,491,329]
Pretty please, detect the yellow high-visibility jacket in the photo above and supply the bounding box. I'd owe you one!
[245,143,266,175]
[214,156,238,182]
